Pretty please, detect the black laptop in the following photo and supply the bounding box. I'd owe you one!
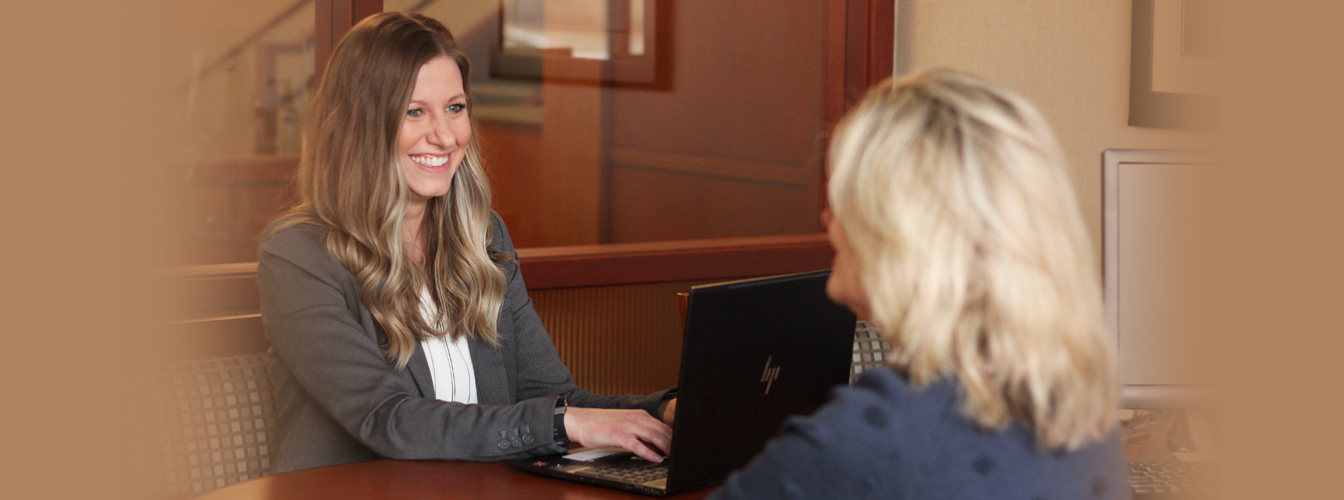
[510,270,858,496]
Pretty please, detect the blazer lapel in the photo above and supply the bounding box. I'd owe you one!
[469,336,510,405]
[406,340,436,399]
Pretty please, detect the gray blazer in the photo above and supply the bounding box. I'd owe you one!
[258,212,670,473]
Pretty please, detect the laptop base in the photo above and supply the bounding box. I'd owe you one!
[511,448,682,497]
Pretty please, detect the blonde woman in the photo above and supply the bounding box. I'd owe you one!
[258,12,674,474]
[708,69,1129,499]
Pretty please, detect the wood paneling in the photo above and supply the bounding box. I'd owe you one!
[608,166,818,243]
[824,0,849,130]
[602,0,840,244]
[844,0,895,108]
[516,234,833,290]
[158,263,269,362]
[530,280,715,396]
[167,275,262,320]
[157,315,270,363]
[538,45,606,246]
[865,0,895,84]
[608,148,815,186]
[608,1,829,165]
[479,120,546,248]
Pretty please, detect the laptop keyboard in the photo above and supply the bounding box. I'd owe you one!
[1129,461,1218,498]
[574,459,670,484]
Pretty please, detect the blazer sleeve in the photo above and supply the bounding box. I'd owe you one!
[258,221,567,461]
[488,212,672,418]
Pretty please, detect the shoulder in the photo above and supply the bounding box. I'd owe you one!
[259,215,328,259]
[486,210,517,256]
[802,367,958,453]
[711,368,938,499]
[841,367,960,423]
[848,369,1130,500]
[762,368,947,468]
[256,215,352,285]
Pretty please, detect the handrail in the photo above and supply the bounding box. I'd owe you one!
[404,0,438,13]
[187,0,315,88]
[187,0,441,91]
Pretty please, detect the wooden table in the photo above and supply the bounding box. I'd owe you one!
[194,417,1173,500]
[192,460,717,500]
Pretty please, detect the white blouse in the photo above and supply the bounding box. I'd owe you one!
[418,289,478,404]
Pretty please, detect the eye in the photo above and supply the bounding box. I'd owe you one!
[406,107,423,117]
[448,103,467,113]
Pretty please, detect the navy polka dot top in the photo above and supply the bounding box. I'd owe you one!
[707,367,1131,500]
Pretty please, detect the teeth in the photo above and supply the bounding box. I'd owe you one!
[411,155,449,167]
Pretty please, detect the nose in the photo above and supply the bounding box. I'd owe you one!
[427,112,456,149]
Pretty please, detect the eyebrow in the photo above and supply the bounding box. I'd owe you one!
[408,93,467,106]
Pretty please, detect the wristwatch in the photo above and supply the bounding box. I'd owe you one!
[553,396,569,447]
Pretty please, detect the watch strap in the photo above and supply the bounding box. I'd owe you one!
[552,397,569,446]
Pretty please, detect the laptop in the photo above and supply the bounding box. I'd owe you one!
[510,270,858,496]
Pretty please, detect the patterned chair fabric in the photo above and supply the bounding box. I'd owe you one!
[151,352,278,496]
[851,320,892,384]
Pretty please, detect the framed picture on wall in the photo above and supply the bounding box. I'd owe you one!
[1129,0,1218,130]
[492,0,662,85]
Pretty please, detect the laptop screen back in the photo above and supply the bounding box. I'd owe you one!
[667,270,857,491]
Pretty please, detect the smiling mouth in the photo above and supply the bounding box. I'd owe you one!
[410,154,450,168]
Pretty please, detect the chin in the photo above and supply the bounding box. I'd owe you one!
[408,186,452,201]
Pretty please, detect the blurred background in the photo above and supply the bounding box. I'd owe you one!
[27,2,1330,500]
[165,0,843,266]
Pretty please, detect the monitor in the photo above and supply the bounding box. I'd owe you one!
[1103,149,1220,409]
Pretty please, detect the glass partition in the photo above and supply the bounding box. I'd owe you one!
[164,0,316,265]
[390,0,829,248]
[165,0,874,265]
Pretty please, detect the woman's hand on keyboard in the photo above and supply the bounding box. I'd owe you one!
[564,407,673,463]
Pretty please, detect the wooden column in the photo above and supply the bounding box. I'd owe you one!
[843,0,895,109]
[315,0,384,85]
[823,0,895,214]
[539,77,605,247]
[537,3,607,246]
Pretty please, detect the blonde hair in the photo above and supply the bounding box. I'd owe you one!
[278,12,507,370]
[827,69,1117,450]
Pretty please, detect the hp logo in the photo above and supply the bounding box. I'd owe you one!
[761,355,781,395]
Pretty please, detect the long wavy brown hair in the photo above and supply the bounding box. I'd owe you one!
[277,12,508,370]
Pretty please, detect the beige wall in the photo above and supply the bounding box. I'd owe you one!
[895,0,1214,258]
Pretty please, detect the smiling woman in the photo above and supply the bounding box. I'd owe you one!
[257,12,678,474]
[398,56,472,207]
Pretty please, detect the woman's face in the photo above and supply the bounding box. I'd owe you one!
[824,209,872,319]
[398,56,472,206]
